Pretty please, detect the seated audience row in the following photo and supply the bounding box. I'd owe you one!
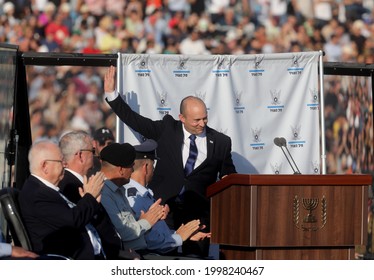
[16,127,209,259]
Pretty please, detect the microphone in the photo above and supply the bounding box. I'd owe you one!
[273,137,301,174]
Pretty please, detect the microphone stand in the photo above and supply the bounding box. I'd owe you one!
[274,137,302,174]
[282,144,301,174]
[279,145,299,174]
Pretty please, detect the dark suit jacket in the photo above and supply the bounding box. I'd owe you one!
[107,95,237,227]
[59,170,123,259]
[19,175,100,259]
[59,170,82,204]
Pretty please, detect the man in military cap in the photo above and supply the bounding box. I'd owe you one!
[125,139,210,255]
[89,127,115,176]
[99,142,166,252]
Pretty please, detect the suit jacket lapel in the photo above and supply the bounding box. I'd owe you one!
[175,123,185,174]
[205,127,215,163]
[66,170,83,187]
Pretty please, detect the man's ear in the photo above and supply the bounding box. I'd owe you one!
[41,161,48,174]
[143,162,148,174]
[178,113,185,123]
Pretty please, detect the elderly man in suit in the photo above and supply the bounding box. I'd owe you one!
[18,140,105,259]
[58,130,139,260]
[104,66,236,256]
[58,130,96,204]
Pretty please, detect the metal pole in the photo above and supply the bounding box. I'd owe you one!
[116,52,125,144]
[318,50,326,174]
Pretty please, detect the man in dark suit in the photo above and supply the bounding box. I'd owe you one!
[104,66,237,256]
[58,130,139,260]
[18,140,105,259]
[58,130,96,204]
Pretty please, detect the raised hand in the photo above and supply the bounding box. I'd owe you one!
[79,172,105,202]
[104,66,116,93]
[139,198,165,226]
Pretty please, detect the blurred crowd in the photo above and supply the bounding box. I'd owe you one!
[324,75,373,175]
[0,0,373,61]
[0,0,373,176]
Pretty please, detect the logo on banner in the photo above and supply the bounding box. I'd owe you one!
[250,127,264,150]
[212,58,230,77]
[288,54,304,75]
[271,163,282,174]
[194,91,210,111]
[249,55,264,76]
[173,57,190,78]
[194,91,206,101]
[311,160,320,174]
[291,124,301,140]
[233,90,245,114]
[289,124,305,148]
[135,57,151,77]
[156,90,171,115]
[307,88,319,110]
[267,89,284,112]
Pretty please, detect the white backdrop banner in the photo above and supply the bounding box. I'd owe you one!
[117,52,321,174]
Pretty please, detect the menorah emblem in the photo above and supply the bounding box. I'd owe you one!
[293,195,327,231]
[302,198,318,223]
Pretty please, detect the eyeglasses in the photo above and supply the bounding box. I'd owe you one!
[79,148,96,154]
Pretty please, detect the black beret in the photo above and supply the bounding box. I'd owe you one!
[133,139,158,160]
[100,143,135,167]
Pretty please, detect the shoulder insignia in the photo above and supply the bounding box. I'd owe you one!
[127,187,137,197]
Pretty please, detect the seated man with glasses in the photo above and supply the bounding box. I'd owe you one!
[58,130,139,260]
[59,130,97,204]
[18,140,105,259]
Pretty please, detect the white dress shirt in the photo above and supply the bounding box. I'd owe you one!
[182,126,207,170]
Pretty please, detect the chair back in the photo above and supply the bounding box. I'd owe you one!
[0,187,33,251]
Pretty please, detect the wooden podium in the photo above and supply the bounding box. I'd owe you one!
[207,174,372,260]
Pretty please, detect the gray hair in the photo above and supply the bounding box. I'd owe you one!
[59,130,92,162]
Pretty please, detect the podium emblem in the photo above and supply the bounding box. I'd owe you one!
[293,195,327,231]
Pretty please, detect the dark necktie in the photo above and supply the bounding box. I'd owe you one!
[184,134,198,176]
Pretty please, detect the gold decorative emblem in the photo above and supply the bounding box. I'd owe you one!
[293,195,327,231]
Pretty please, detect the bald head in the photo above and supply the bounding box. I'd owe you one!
[179,96,206,115]
[179,96,208,135]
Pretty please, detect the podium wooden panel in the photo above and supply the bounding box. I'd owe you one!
[207,174,372,260]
